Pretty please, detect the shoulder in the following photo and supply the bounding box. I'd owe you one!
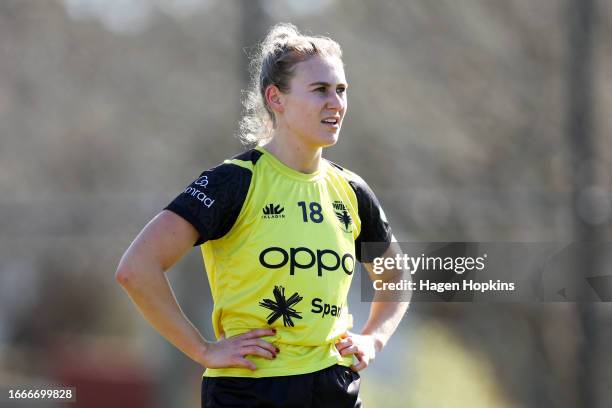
[326,159,358,181]
[164,148,261,245]
[325,158,389,221]
[325,158,387,222]
[325,159,392,261]
[225,148,264,168]
[325,159,374,195]
[192,148,262,187]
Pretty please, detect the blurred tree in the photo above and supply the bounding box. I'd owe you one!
[566,0,603,407]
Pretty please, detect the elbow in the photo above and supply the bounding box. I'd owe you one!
[115,258,142,289]
[115,265,133,288]
[115,255,161,289]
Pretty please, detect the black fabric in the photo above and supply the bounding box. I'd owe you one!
[326,160,345,171]
[201,365,361,408]
[348,178,392,263]
[164,161,253,246]
[231,148,263,164]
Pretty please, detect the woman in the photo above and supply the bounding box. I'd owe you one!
[116,23,408,408]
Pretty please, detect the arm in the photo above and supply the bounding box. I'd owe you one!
[335,240,410,371]
[116,210,277,370]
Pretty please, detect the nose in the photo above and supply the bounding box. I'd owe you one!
[326,91,345,112]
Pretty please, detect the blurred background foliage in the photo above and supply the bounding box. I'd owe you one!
[1,0,611,407]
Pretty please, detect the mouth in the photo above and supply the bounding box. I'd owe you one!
[321,117,340,128]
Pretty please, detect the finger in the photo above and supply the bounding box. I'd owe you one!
[350,360,367,372]
[336,343,354,352]
[244,339,279,355]
[335,341,353,352]
[351,353,367,372]
[234,357,257,371]
[336,336,353,344]
[240,328,276,340]
[340,345,359,356]
[335,337,353,349]
[334,343,346,352]
[241,345,276,360]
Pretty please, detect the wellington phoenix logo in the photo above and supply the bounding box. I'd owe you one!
[259,286,303,327]
[333,201,352,233]
[262,203,285,219]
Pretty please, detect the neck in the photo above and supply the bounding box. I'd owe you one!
[263,131,323,174]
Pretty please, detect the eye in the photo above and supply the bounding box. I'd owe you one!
[336,87,346,94]
[314,87,326,93]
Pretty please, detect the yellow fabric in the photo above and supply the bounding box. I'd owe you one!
[202,147,362,377]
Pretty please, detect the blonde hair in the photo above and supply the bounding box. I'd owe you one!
[239,23,343,146]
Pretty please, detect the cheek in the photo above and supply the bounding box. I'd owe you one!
[283,93,323,128]
[303,110,318,125]
[289,103,318,125]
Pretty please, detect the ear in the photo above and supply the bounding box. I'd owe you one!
[265,85,284,114]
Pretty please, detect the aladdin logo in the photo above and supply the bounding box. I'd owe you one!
[259,246,355,276]
[262,203,285,219]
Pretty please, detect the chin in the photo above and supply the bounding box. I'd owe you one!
[313,131,340,148]
[323,137,339,148]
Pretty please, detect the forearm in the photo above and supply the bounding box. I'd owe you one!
[361,251,411,351]
[360,300,409,352]
[117,264,208,365]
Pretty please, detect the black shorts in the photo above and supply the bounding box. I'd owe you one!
[201,364,362,408]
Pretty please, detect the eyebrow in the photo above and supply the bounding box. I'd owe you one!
[308,81,348,88]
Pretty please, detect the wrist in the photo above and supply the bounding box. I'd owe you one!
[361,331,385,352]
[371,333,385,352]
[194,340,212,367]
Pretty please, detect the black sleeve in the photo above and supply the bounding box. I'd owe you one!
[349,178,392,263]
[164,162,252,246]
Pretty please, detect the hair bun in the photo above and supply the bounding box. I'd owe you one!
[263,23,299,48]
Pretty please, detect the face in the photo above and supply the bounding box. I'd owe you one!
[274,55,348,149]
